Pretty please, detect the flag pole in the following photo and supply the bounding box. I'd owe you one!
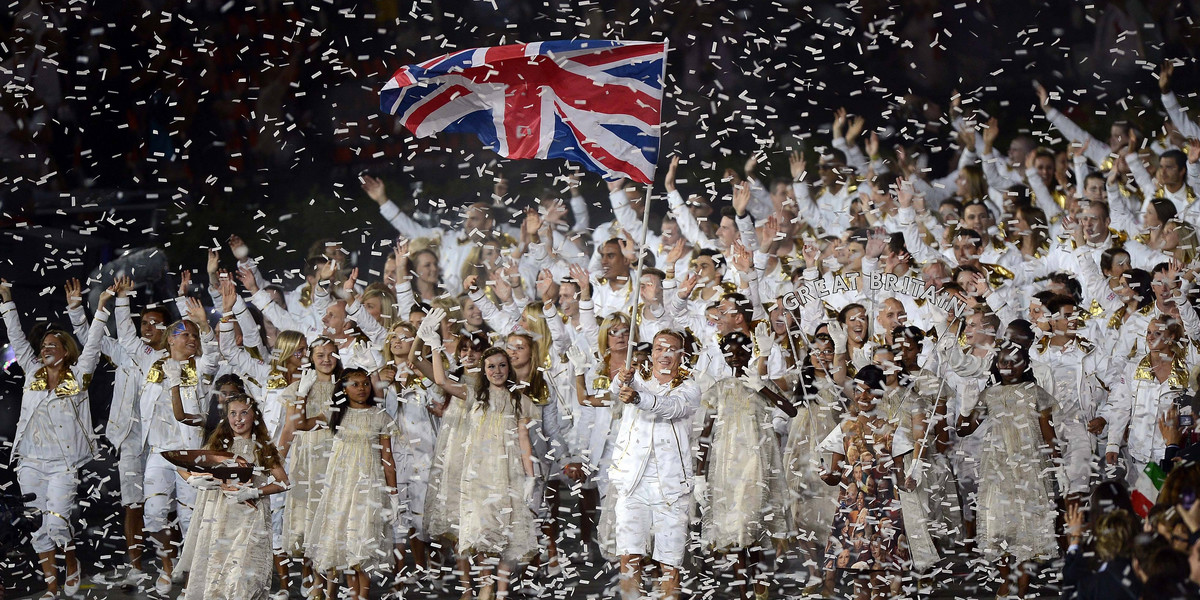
[625,182,655,369]
[624,40,668,370]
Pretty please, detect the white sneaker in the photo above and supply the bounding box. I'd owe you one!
[64,559,81,596]
[271,590,290,600]
[122,567,148,588]
[155,572,172,596]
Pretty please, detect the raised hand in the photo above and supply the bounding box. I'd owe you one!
[789,150,807,182]
[568,263,591,300]
[237,266,259,294]
[832,107,847,140]
[606,177,627,193]
[1160,60,1174,94]
[865,229,888,259]
[730,239,752,273]
[64,278,83,309]
[228,234,249,261]
[0,279,12,304]
[114,276,134,297]
[1071,139,1090,159]
[97,282,115,308]
[744,154,759,179]
[206,249,220,278]
[679,272,700,298]
[753,321,774,354]
[1033,81,1049,109]
[865,132,880,159]
[826,321,848,355]
[361,175,388,206]
[184,297,210,333]
[894,177,914,210]
[1159,404,1183,446]
[522,208,543,239]
[535,268,555,301]
[343,267,359,299]
[802,238,821,267]
[1189,140,1200,165]
[761,214,781,251]
[220,277,237,313]
[845,114,866,144]
[981,117,999,152]
[732,181,752,217]
[463,274,479,295]
[178,270,192,297]
[566,344,589,372]
[665,155,680,193]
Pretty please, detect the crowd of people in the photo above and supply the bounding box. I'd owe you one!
[14,52,1200,600]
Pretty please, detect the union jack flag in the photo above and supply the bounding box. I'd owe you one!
[380,40,666,184]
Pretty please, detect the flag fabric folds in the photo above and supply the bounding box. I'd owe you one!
[380,40,666,184]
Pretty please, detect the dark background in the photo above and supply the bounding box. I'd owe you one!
[2,0,1199,594]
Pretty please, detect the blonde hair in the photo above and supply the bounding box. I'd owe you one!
[382,322,417,364]
[459,234,503,289]
[42,329,81,368]
[520,303,552,368]
[597,313,632,378]
[270,330,306,371]
[361,283,397,330]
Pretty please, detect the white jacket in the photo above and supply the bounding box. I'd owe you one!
[4,302,107,468]
[607,373,701,504]
[1104,353,1191,465]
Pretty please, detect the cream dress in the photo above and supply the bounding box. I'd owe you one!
[456,386,539,561]
[178,438,273,600]
[700,378,789,550]
[782,373,842,548]
[424,375,475,541]
[305,406,397,572]
[969,381,1058,564]
[282,380,335,555]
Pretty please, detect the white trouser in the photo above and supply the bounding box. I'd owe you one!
[614,473,690,568]
[143,451,196,534]
[17,459,79,553]
[117,437,149,506]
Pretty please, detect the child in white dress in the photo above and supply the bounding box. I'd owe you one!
[305,368,399,600]
[281,336,341,597]
[431,336,538,600]
[177,394,289,600]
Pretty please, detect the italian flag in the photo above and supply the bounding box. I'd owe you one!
[1131,462,1167,518]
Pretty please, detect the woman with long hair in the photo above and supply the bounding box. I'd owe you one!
[413,308,488,597]
[176,394,290,600]
[306,368,399,600]
[281,337,342,598]
[404,247,447,304]
[1011,204,1051,260]
[1,279,109,599]
[431,338,538,600]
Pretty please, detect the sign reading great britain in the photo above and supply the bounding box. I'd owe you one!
[780,271,969,319]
